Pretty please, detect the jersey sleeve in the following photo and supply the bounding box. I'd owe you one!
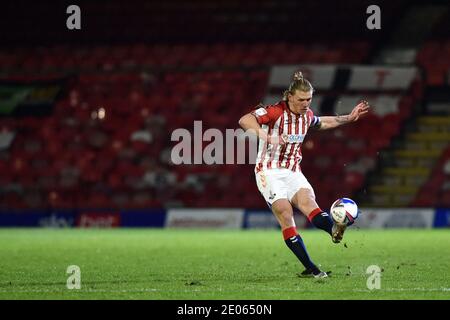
[251,104,283,125]
[308,109,321,129]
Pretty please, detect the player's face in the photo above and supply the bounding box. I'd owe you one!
[288,90,313,115]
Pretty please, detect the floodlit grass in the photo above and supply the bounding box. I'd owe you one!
[0,228,449,299]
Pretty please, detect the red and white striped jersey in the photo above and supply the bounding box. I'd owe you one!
[251,100,320,173]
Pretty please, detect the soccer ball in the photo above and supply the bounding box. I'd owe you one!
[330,198,359,224]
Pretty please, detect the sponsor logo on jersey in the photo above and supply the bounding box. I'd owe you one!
[285,134,305,143]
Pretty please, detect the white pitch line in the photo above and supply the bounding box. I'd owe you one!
[0,287,449,294]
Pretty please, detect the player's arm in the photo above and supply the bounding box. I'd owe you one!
[238,111,286,145]
[317,100,370,130]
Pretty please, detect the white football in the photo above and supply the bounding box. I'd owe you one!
[330,198,359,224]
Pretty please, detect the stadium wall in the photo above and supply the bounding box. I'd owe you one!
[0,208,448,228]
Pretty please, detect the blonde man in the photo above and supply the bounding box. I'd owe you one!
[239,71,369,278]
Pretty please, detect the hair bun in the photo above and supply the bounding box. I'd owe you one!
[293,71,303,81]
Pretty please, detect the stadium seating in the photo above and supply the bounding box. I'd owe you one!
[0,39,429,210]
[413,145,450,207]
[416,41,450,86]
[1,1,406,46]
[0,42,371,73]
[415,9,450,86]
[3,0,450,211]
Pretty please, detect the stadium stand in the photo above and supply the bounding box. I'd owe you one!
[410,121,450,207]
[415,7,450,86]
[0,0,449,211]
[0,48,420,210]
[416,41,450,86]
[0,1,406,45]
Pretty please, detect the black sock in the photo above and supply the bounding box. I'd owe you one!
[309,209,333,236]
[283,228,320,273]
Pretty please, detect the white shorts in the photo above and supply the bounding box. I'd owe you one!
[255,168,314,207]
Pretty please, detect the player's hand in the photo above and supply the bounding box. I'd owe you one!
[348,100,370,122]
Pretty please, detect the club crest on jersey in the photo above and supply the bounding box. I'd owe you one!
[285,134,305,143]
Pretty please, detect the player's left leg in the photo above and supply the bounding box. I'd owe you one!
[331,223,347,243]
[286,172,342,242]
[290,188,333,237]
[291,188,347,243]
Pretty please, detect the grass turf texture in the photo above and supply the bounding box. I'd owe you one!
[0,228,449,300]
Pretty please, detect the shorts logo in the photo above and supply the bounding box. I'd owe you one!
[269,191,276,200]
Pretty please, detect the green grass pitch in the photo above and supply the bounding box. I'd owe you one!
[0,228,449,300]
